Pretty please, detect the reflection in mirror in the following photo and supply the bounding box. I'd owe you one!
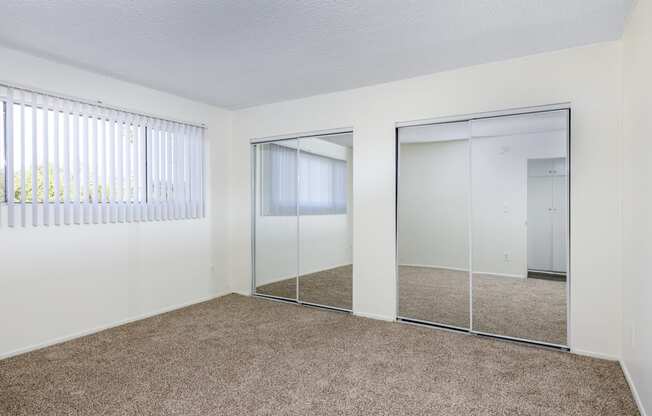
[398,121,470,328]
[471,110,568,345]
[298,134,353,310]
[254,140,298,300]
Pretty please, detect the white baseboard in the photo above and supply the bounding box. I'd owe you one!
[620,359,648,416]
[0,291,231,361]
[354,311,395,322]
[571,348,619,361]
[232,290,252,297]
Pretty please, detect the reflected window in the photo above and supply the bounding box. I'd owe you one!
[261,143,347,216]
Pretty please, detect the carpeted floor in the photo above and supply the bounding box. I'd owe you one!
[259,265,566,345]
[0,294,637,415]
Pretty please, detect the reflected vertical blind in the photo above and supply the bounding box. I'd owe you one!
[261,143,347,216]
[0,84,206,227]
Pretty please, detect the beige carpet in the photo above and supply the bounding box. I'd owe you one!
[0,294,637,415]
[259,265,566,345]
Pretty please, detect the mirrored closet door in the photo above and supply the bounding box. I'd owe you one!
[253,139,299,301]
[470,111,568,346]
[397,121,471,329]
[397,109,569,347]
[298,135,353,310]
[252,132,353,311]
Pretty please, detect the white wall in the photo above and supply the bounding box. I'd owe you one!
[253,138,352,286]
[0,45,232,358]
[622,0,652,413]
[229,42,624,357]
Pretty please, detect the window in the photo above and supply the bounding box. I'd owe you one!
[261,143,347,216]
[0,85,205,227]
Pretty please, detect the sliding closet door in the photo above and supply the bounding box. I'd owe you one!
[397,121,471,329]
[253,140,298,301]
[298,134,353,310]
[470,110,568,346]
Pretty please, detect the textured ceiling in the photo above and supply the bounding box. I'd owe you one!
[0,0,633,109]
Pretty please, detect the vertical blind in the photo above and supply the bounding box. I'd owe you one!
[261,143,347,216]
[0,84,206,227]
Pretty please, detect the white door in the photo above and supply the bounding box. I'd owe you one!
[527,157,567,273]
[527,171,553,271]
[552,174,567,272]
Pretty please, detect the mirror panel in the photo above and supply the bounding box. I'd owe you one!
[470,111,568,345]
[298,134,353,310]
[253,140,298,300]
[397,121,471,328]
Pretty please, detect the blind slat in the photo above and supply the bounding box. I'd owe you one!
[53,98,61,226]
[63,100,71,225]
[152,119,159,220]
[125,113,133,223]
[109,111,117,223]
[20,93,27,227]
[6,88,15,227]
[118,111,125,223]
[165,121,172,220]
[184,124,191,218]
[146,118,154,221]
[157,122,163,220]
[200,127,206,218]
[73,101,81,224]
[32,93,39,226]
[133,116,141,222]
[92,106,99,224]
[192,126,199,218]
[102,109,109,223]
[189,126,195,218]
[83,104,90,224]
[43,95,50,226]
[173,123,181,219]
[134,115,140,221]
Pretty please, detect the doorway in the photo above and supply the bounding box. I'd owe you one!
[527,157,567,278]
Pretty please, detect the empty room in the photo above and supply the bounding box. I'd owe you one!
[0,1,650,415]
